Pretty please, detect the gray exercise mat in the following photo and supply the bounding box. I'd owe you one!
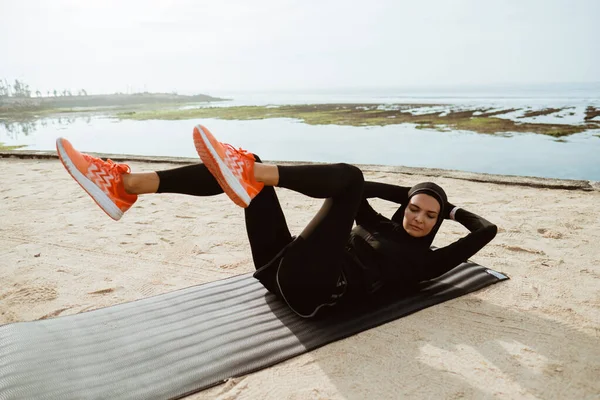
[0,262,508,400]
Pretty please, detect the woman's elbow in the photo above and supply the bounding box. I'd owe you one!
[484,223,498,243]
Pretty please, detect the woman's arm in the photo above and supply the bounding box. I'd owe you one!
[415,208,498,281]
[363,181,410,203]
[355,182,410,227]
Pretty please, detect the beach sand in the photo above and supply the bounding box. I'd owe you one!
[1,155,599,399]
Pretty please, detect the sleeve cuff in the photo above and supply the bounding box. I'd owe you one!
[449,206,461,221]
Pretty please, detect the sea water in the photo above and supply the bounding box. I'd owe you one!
[1,85,599,181]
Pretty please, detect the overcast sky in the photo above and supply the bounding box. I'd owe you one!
[1,0,598,95]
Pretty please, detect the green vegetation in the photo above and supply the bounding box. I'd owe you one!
[0,141,26,151]
[585,106,600,121]
[519,108,565,118]
[116,104,593,137]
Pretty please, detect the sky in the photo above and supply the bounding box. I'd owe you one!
[1,0,599,95]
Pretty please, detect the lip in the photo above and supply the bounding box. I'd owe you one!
[410,224,422,231]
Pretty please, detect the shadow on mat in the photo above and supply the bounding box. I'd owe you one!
[263,285,599,399]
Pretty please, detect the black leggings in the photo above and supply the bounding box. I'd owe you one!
[156,159,364,271]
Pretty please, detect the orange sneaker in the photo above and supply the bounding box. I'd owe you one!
[193,125,264,208]
[56,138,137,220]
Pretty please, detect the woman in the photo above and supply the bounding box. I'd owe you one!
[56,124,497,318]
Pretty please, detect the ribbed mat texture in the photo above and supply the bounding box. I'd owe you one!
[0,262,508,400]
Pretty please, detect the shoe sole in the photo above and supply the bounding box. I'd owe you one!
[56,139,123,221]
[193,125,251,208]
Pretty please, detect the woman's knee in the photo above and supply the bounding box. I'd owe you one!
[336,163,364,186]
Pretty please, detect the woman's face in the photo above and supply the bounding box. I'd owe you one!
[403,193,441,238]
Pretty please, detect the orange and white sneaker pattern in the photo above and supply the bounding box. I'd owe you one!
[193,124,264,207]
[56,138,137,220]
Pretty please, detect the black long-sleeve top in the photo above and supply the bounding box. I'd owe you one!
[344,181,498,294]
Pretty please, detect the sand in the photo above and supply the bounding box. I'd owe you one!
[1,155,599,399]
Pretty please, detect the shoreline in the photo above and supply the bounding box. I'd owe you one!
[2,150,598,191]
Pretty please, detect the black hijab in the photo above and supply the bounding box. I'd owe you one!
[390,182,447,249]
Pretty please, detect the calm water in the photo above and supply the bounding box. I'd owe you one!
[210,83,600,107]
[2,115,599,181]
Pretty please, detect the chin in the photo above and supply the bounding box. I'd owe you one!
[404,226,424,238]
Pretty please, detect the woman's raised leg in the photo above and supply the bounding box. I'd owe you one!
[154,156,294,268]
[193,125,364,256]
[56,136,295,270]
[243,175,294,268]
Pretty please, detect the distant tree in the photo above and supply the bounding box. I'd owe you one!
[81,89,88,96]
[23,82,31,97]
[47,91,50,97]
[13,79,22,96]
[35,90,42,97]
[67,90,72,96]
[10,79,32,97]
[3,79,11,96]
[53,89,58,97]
